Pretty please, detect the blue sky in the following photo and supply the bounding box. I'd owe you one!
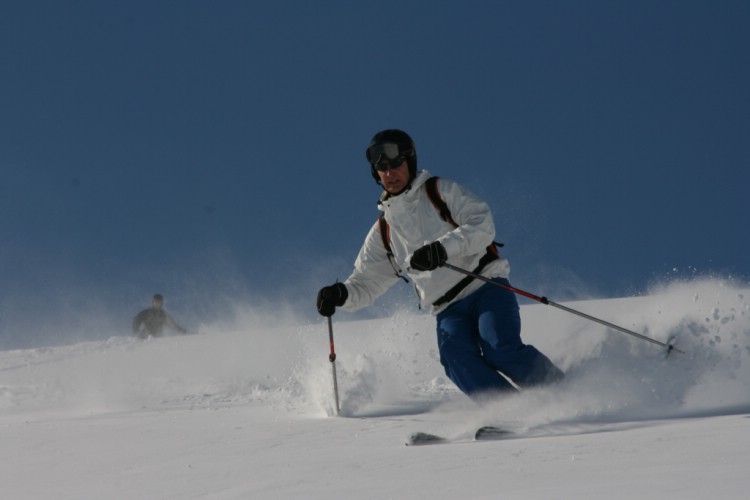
[1,1,748,347]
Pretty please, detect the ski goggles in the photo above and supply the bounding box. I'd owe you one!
[366,142,414,167]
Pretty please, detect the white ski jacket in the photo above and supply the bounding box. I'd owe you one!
[342,170,510,315]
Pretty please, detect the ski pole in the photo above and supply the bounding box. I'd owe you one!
[442,263,683,355]
[327,316,341,415]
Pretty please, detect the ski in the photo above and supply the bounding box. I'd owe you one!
[474,425,514,440]
[405,431,447,446]
[405,426,514,446]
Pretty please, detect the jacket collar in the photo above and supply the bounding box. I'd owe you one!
[378,169,431,205]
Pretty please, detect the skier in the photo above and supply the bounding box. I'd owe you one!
[132,294,189,339]
[316,129,563,401]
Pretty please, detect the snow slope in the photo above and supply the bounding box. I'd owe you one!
[1,278,748,499]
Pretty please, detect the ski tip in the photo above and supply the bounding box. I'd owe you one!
[406,431,446,446]
[474,426,514,441]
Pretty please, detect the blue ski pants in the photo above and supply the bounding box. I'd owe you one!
[436,278,564,399]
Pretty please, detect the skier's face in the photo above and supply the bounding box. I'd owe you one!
[377,159,410,194]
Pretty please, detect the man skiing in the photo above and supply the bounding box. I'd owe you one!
[317,129,563,401]
[132,294,189,339]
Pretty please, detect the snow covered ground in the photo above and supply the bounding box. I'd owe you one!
[1,278,748,499]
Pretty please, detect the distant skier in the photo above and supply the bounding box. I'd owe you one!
[132,294,189,339]
[316,129,563,401]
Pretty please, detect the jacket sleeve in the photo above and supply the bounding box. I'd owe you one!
[165,313,188,334]
[341,219,403,312]
[433,178,496,260]
[132,311,144,333]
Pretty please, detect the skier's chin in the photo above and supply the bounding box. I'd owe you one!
[385,182,408,195]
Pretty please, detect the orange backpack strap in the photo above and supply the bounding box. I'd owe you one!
[425,176,504,250]
[378,214,408,282]
[423,177,505,307]
[377,214,392,257]
[425,177,458,227]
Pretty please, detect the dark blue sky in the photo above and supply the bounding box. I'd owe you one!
[1,1,748,347]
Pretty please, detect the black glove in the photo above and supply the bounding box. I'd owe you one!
[410,241,447,271]
[316,283,348,317]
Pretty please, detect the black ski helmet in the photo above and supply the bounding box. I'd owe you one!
[365,129,417,184]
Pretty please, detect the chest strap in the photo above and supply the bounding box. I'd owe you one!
[432,248,498,307]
